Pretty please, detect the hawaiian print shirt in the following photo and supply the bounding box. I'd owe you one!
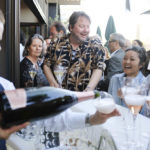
[44,34,106,91]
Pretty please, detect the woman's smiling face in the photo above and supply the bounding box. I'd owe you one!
[123,50,142,77]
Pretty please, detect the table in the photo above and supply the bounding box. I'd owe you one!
[59,100,150,150]
[6,100,150,150]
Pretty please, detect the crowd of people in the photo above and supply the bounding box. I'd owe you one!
[0,10,120,150]
[0,8,150,150]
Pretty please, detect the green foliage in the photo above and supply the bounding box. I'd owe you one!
[105,16,116,41]
[49,15,59,25]
[96,26,102,38]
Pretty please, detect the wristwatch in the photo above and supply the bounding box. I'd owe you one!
[85,113,91,126]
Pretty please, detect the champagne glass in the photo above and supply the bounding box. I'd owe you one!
[29,64,37,86]
[122,77,146,149]
[142,89,150,139]
[94,92,116,114]
[53,64,67,87]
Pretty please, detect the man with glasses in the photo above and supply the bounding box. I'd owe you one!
[98,33,126,91]
[107,33,126,79]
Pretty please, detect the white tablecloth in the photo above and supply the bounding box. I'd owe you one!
[7,100,150,150]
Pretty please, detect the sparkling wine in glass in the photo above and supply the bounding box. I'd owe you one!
[124,94,145,118]
[141,90,150,139]
[29,71,36,80]
[29,64,37,86]
[54,64,67,87]
[94,92,116,114]
[123,77,146,149]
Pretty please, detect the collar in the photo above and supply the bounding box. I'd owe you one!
[118,71,145,87]
[110,49,120,57]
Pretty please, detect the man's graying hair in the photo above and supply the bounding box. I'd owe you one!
[68,11,91,31]
[110,33,126,48]
[0,10,5,24]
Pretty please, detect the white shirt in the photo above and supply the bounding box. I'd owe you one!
[0,76,15,90]
[43,110,87,132]
[2,76,88,149]
[20,43,24,62]
[110,49,119,57]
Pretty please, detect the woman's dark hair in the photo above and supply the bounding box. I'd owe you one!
[125,46,147,70]
[23,34,44,57]
[134,39,143,47]
[68,11,91,31]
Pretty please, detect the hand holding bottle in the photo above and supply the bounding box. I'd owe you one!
[0,122,29,139]
[0,87,100,128]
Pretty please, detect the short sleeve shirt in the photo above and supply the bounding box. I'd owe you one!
[44,34,106,91]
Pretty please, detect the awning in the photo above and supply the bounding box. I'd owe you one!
[25,0,48,24]
[48,0,80,5]
[141,10,150,15]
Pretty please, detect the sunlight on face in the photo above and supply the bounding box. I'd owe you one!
[71,16,90,42]
[123,51,141,77]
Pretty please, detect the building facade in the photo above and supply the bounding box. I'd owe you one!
[0,0,80,87]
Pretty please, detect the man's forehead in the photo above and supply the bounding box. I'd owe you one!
[77,16,90,22]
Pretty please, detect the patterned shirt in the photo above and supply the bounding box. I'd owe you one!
[20,57,49,87]
[44,34,106,91]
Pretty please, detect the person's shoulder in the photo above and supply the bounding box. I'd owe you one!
[51,34,69,44]
[0,77,15,90]
[111,73,124,79]
[20,57,28,65]
[117,48,125,55]
[88,35,105,52]
[88,35,102,44]
[0,76,10,83]
[111,49,125,59]
[146,74,150,81]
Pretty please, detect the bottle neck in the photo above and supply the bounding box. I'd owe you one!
[75,91,95,102]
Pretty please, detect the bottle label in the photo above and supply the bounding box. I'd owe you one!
[4,89,27,110]
[75,91,94,102]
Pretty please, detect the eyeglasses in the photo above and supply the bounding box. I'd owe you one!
[108,40,116,43]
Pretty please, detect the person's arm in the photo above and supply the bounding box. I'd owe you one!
[43,108,120,132]
[0,122,28,139]
[85,69,102,91]
[85,37,106,91]
[43,64,59,88]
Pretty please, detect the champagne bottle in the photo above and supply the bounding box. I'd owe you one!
[0,86,100,128]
